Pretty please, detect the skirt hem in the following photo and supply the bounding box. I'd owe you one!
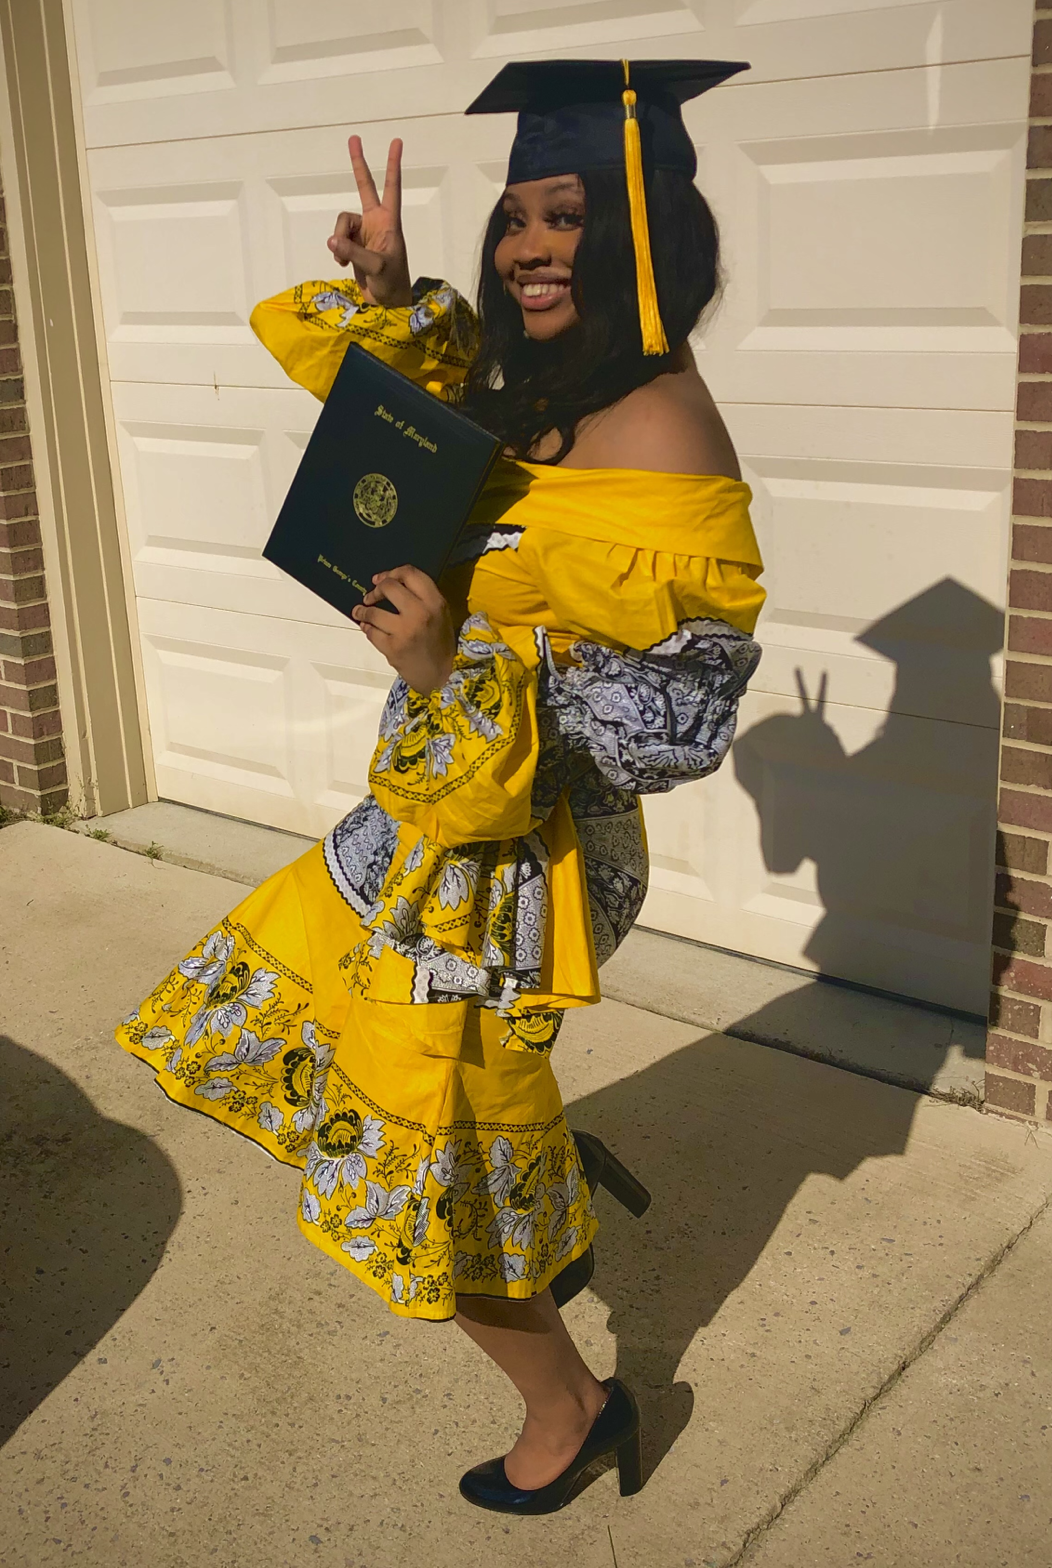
[118,1029,600,1323]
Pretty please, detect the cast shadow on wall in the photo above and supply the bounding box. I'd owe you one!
[565,577,1014,1480]
[0,1036,182,1446]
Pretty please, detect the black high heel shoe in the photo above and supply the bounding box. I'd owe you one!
[550,1132,651,1309]
[459,1377,643,1514]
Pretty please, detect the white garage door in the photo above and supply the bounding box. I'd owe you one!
[70,0,1031,1014]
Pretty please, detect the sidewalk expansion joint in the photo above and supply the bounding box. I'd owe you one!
[722,1186,1052,1568]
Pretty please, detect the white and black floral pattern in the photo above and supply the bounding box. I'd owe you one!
[324,795,401,917]
[541,619,761,795]
[567,769,649,965]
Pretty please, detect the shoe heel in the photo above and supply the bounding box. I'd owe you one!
[597,1145,651,1217]
[572,1131,652,1218]
[616,1426,644,1496]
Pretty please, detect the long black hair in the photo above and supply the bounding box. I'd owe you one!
[459,166,721,463]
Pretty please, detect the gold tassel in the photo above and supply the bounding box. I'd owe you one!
[622,59,668,357]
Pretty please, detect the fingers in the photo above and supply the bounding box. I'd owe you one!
[347,134,381,211]
[327,210,361,266]
[381,138,403,216]
[370,565,444,608]
[362,575,418,615]
[352,603,397,637]
[327,215,387,277]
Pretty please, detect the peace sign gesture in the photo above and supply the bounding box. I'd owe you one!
[328,135,412,308]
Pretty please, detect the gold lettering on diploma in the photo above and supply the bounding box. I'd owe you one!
[373,401,438,454]
[318,552,354,583]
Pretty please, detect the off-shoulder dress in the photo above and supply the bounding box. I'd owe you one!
[116,277,765,1321]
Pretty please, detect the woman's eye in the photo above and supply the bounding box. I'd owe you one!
[503,212,525,232]
[548,210,584,229]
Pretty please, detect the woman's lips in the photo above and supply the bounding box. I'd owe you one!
[517,280,571,311]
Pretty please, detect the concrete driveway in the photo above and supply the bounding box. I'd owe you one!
[2,821,1050,1568]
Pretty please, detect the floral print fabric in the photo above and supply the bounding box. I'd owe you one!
[541,618,762,795]
[118,850,597,1321]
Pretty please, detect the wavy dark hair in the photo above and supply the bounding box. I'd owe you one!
[458,166,721,463]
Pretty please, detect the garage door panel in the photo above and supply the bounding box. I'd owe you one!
[71,0,1027,149]
[726,404,1013,471]
[641,688,998,1012]
[696,63,1027,410]
[119,421,272,576]
[88,117,502,387]
[138,601,393,836]
[743,460,1008,726]
[258,0,442,85]
[88,60,1027,411]
[94,180,252,348]
[73,0,236,107]
[744,130,1016,335]
[142,635,298,803]
[74,0,1031,1011]
[469,0,704,57]
[312,662,401,819]
[752,470,1005,628]
[110,382,384,627]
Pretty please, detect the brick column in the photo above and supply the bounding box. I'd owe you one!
[988,1,1052,1123]
[0,179,67,818]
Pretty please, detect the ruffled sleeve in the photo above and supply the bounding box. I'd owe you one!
[249,275,478,402]
[367,615,544,849]
[540,618,762,794]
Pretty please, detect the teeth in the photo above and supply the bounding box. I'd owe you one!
[521,282,567,298]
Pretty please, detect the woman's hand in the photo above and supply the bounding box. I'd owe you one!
[328,136,412,309]
[352,566,456,695]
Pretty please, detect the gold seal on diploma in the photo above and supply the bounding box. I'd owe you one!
[353,473,398,529]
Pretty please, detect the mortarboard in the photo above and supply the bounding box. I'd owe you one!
[466,58,749,356]
[856,580,1005,658]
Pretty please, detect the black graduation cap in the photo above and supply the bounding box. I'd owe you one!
[465,58,748,355]
[466,58,747,183]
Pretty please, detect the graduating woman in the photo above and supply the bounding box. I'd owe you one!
[118,58,765,1514]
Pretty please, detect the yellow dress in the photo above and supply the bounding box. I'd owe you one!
[117,278,765,1320]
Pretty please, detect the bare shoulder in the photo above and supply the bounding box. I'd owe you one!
[570,368,741,480]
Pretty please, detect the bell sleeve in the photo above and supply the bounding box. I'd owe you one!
[249,275,478,401]
[366,615,544,849]
[540,618,762,794]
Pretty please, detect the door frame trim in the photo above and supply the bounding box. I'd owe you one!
[0,0,152,817]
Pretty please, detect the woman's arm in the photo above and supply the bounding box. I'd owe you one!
[250,136,477,401]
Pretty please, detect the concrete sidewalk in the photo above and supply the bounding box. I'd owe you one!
[1,820,1050,1568]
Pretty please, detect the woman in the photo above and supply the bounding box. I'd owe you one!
[118,58,764,1514]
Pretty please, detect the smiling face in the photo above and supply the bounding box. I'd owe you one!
[493,174,585,342]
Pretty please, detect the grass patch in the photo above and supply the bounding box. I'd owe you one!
[41,801,81,830]
[143,842,164,860]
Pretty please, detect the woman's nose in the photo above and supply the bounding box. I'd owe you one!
[509,220,552,266]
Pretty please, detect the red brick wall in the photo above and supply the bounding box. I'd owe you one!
[0,182,66,817]
[989,1,1052,1123]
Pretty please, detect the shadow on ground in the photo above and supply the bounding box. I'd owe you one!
[0,1036,182,1445]
[568,578,1007,1479]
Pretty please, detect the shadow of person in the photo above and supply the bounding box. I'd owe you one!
[733,577,1004,1024]
[565,578,1006,1478]
[0,1035,182,1446]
